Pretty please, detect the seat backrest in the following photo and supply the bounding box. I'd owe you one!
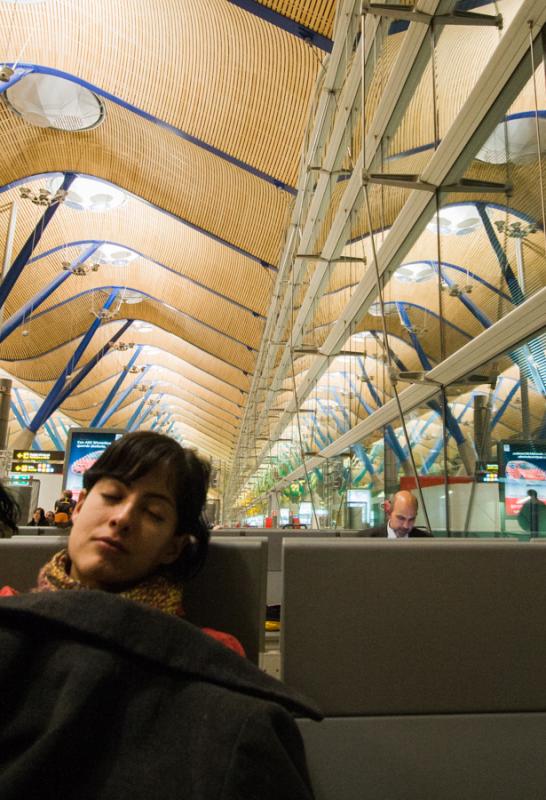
[183,536,268,663]
[0,535,268,665]
[282,538,546,715]
[297,713,546,800]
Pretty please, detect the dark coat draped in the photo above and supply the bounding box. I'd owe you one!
[0,591,321,800]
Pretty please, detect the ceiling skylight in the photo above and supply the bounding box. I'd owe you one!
[5,73,104,131]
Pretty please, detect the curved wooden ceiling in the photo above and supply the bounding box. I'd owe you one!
[0,0,336,458]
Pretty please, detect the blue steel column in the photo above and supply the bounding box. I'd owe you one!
[26,290,119,434]
[0,173,76,311]
[0,243,101,344]
[39,319,134,426]
[27,397,64,450]
[10,400,42,448]
[129,389,157,431]
[91,344,142,427]
[126,385,155,431]
[10,320,133,450]
[98,365,151,427]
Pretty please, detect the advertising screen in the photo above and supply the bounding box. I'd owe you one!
[498,441,546,516]
[63,428,124,499]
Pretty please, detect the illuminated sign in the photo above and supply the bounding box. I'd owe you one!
[13,450,64,463]
[11,449,65,475]
[11,461,64,475]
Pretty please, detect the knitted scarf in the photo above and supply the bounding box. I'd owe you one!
[35,549,184,617]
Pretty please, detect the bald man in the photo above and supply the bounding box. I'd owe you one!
[359,490,432,538]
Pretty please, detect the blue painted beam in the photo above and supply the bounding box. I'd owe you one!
[28,290,119,432]
[0,173,76,311]
[317,399,347,436]
[91,344,142,427]
[126,386,154,432]
[491,381,520,430]
[27,397,63,450]
[354,362,408,463]
[44,415,64,451]
[165,420,175,436]
[477,203,525,305]
[0,243,101,345]
[57,417,69,436]
[99,365,152,427]
[228,0,333,51]
[5,64,295,195]
[31,320,134,434]
[13,389,31,426]
[131,395,157,432]
[11,400,43,449]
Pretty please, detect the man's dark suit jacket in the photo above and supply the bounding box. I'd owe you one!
[357,523,433,537]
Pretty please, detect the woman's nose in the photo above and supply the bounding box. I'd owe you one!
[109,499,137,528]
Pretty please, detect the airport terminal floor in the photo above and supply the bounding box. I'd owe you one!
[0,0,545,797]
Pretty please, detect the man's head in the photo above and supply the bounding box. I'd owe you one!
[385,490,418,537]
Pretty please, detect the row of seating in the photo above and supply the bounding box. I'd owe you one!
[2,534,546,797]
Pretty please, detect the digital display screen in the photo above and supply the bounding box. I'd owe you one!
[63,428,124,499]
[498,441,546,516]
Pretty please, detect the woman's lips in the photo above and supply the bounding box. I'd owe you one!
[94,536,127,553]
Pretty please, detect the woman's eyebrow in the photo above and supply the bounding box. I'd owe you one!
[142,491,175,507]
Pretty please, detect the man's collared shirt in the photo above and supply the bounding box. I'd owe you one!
[387,522,408,539]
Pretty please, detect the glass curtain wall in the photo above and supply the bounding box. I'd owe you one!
[227,0,546,536]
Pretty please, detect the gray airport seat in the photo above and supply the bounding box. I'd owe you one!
[0,535,268,664]
[282,538,546,799]
[282,538,543,714]
[298,713,546,800]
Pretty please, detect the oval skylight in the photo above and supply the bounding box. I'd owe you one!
[426,204,481,236]
[5,73,104,131]
[134,320,154,333]
[94,243,137,264]
[394,262,435,284]
[476,116,546,165]
[47,176,127,212]
[368,301,397,317]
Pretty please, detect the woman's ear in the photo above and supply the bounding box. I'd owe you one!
[71,490,87,522]
[160,534,190,565]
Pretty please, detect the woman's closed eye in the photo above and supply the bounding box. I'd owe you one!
[145,506,166,522]
[101,492,122,503]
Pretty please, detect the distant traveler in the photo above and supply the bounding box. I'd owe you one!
[28,507,48,527]
[359,490,432,538]
[518,489,546,536]
[54,488,76,526]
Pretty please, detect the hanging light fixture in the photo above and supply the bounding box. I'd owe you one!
[47,175,127,213]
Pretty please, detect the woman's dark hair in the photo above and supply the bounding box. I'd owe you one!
[83,431,211,579]
[0,481,20,537]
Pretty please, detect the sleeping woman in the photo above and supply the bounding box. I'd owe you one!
[0,431,319,799]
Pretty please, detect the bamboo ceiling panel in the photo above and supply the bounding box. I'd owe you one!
[266,0,336,37]
[0,185,274,318]
[0,0,323,185]
[0,105,292,266]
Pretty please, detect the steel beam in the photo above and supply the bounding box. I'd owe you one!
[91,345,142,427]
[0,173,76,311]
